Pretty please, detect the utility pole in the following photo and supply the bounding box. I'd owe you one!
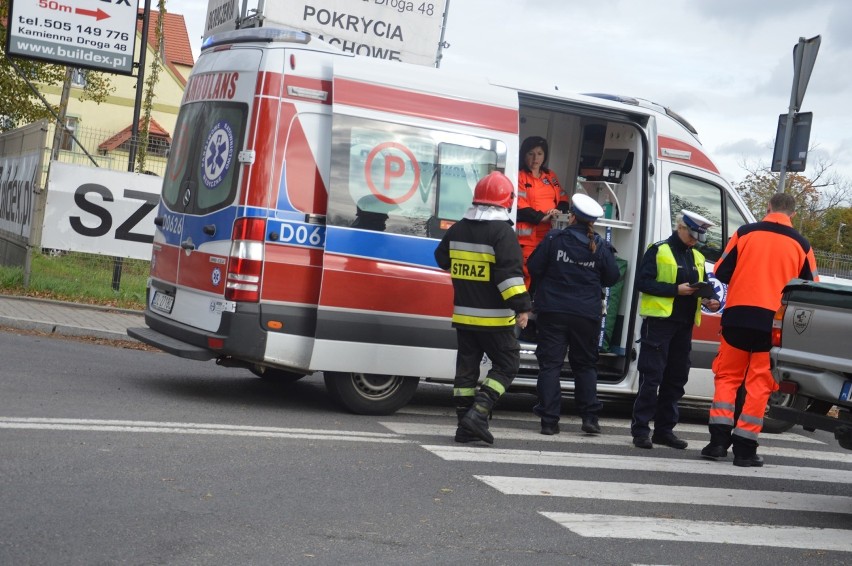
[112,0,152,292]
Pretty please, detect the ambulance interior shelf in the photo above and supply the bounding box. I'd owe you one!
[576,180,630,229]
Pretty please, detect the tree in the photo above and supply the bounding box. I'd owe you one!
[0,3,114,132]
[734,155,852,247]
[814,206,852,251]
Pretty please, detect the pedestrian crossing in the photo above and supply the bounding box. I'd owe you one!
[540,513,852,552]
[381,410,852,555]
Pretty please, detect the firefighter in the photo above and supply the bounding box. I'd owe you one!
[516,136,571,288]
[631,210,721,450]
[702,193,819,466]
[434,171,532,445]
[527,193,620,435]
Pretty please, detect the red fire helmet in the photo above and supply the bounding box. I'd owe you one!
[472,171,515,209]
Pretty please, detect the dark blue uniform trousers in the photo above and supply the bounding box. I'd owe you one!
[631,317,693,438]
[534,312,603,424]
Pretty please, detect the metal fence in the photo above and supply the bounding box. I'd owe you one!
[815,250,852,280]
[48,122,169,176]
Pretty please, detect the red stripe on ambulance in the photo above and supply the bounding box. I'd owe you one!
[261,245,324,304]
[657,135,720,174]
[335,78,518,134]
[320,254,452,317]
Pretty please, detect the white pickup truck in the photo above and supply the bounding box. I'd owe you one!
[769,279,852,450]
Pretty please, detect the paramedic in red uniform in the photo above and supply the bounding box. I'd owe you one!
[516,136,570,288]
[702,192,818,467]
[527,194,620,435]
[434,172,532,445]
[631,210,720,450]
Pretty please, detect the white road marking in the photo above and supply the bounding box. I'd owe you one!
[396,407,825,444]
[476,476,852,515]
[541,513,852,552]
[0,417,409,443]
[421,445,852,484]
[382,422,852,464]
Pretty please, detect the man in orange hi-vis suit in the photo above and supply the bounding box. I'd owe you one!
[516,136,570,288]
[702,192,818,467]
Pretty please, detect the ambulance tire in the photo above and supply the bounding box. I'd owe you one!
[323,371,420,415]
[250,367,305,383]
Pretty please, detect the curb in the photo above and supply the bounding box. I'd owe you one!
[0,315,136,342]
[0,294,144,315]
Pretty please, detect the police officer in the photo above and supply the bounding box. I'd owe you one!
[434,171,532,445]
[527,194,620,435]
[631,210,721,449]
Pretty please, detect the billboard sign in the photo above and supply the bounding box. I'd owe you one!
[43,163,160,260]
[204,0,239,39]
[205,0,448,67]
[5,0,140,75]
[0,152,40,238]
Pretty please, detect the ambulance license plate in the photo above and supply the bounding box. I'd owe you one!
[151,291,174,314]
[841,381,852,402]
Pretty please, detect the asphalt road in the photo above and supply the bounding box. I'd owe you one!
[1,329,851,565]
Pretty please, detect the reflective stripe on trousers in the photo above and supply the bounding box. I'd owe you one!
[710,334,777,441]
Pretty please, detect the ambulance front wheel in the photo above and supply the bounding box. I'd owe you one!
[323,371,419,415]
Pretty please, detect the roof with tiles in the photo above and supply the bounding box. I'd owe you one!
[98,118,172,151]
[136,10,195,85]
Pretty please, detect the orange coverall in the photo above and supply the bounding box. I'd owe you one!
[709,212,819,454]
[516,169,568,287]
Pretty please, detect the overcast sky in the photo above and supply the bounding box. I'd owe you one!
[173,0,852,186]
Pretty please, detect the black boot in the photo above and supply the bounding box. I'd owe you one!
[702,424,733,460]
[581,415,601,434]
[460,390,498,445]
[732,434,762,467]
[454,403,477,443]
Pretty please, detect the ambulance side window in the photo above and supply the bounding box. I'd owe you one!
[725,198,750,238]
[669,174,725,262]
[329,116,505,237]
[435,144,498,221]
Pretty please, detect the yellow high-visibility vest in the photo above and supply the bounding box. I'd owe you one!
[639,242,705,325]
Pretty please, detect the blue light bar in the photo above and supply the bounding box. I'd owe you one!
[202,27,311,51]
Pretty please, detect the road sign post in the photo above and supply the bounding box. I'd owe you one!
[775,35,820,193]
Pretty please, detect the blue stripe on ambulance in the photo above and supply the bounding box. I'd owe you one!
[157,204,320,248]
[156,207,238,247]
[267,219,326,249]
[324,225,439,269]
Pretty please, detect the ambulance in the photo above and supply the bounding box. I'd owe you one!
[128,25,763,418]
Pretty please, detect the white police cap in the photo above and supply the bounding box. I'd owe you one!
[571,193,605,223]
[681,209,715,242]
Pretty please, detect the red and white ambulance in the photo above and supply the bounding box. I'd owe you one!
[129,25,760,416]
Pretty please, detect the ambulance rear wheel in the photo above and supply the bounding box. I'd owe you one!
[324,371,419,415]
